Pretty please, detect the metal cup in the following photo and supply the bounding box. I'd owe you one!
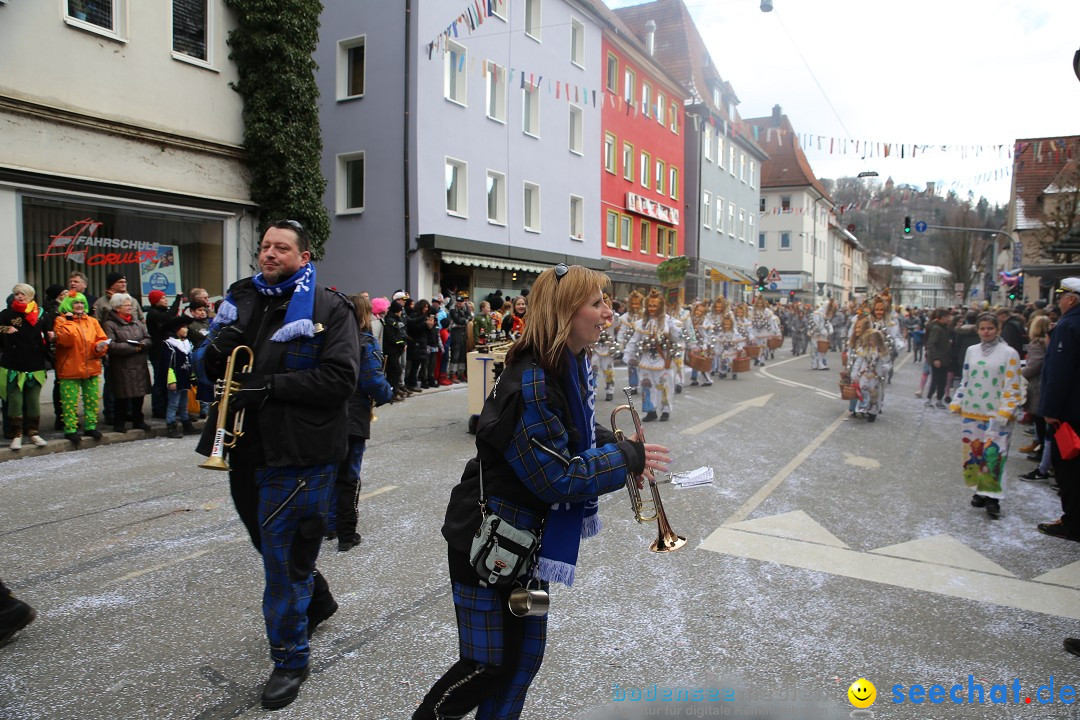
[508,586,549,617]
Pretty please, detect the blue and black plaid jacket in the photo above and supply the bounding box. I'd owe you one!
[442,350,645,561]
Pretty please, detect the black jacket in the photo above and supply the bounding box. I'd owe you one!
[0,308,52,372]
[194,277,359,467]
[345,331,394,439]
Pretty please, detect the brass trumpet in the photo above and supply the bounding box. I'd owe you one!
[610,387,686,553]
[199,344,255,471]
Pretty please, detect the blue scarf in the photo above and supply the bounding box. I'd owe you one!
[211,264,316,343]
[535,349,600,587]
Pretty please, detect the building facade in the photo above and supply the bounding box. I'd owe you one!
[316,0,609,301]
[0,1,257,303]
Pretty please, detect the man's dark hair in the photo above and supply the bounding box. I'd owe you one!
[263,219,311,254]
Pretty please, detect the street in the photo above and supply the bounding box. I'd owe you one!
[1,349,1077,720]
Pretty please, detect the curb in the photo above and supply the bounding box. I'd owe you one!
[0,420,207,464]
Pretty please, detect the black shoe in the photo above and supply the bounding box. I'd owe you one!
[132,422,152,432]
[83,428,103,440]
[970,494,987,508]
[260,665,310,710]
[113,424,126,434]
[690,379,699,386]
[642,411,658,422]
[659,412,670,422]
[54,419,65,431]
[307,596,338,638]
[1065,638,1080,658]
[1038,520,1080,541]
[1020,469,1050,482]
[732,373,738,380]
[629,387,638,395]
[985,499,1001,519]
[65,432,81,447]
[324,532,337,541]
[338,533,362,552]
[866,414,877,423]
[674,384,682,394]
[0,594,37,646]
[166,423,182,439]
[182,421,197,435]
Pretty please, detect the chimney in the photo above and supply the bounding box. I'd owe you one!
[772,104,782,126]
[645,20,656,55]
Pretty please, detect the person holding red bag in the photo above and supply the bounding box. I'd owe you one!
[1037,278,1080,542]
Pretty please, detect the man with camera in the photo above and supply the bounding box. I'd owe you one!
[193,219,358,710]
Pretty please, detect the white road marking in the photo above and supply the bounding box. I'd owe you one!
[723,411,850,525]
[680,394,773,435]
[358,485,398,501]
[843,453,881,469]
[701,522,1080,620]
[1032,560,1080,589]
[871,534,1015,577]
[726,509,848,547]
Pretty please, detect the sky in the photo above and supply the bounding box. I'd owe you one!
[607,0,1080,206]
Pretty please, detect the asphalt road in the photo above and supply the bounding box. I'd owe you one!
[1,347,1077,720]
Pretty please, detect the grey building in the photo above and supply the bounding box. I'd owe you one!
[316,0,610,300]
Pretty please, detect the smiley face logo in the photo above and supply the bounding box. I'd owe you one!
[847,678,876,708]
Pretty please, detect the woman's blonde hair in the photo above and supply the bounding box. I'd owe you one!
[1029,314,1051,341]
[349,293,373,333]
[505,264,610,373]
[12,283,34,300]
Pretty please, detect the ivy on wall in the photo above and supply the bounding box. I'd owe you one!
[225,0,330,257]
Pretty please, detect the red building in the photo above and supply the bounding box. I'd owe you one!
[597,15,687,294]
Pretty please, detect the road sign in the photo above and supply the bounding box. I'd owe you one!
[915,221,928,233]
[766,268,782,283]
[769,283,777,291]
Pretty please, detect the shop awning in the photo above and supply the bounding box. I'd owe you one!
[440,251,550,275]
[704,264,755,285]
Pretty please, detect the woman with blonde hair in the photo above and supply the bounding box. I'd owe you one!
[416,264,671,720]
[1019,314,1053,481]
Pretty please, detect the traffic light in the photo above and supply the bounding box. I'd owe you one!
[757,279,767,292]
[788,290,796,300]
[1008,288,1017,301]
[903,216,912,235]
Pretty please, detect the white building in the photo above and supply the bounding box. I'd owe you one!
[0,2,258,301]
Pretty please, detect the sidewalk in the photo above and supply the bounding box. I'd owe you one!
[1,372,464,464]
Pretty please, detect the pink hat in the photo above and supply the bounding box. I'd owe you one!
[371,296,390,316]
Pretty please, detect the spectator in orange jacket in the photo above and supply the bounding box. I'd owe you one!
[53,291,109,446]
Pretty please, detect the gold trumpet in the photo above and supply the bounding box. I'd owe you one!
[199,344,255,471]
[610,387,686,553]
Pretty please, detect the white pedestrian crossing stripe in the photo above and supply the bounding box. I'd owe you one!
[701,511,1080,620]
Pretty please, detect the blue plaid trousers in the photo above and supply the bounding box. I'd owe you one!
[452,581,548,720]
[256,462,335,669]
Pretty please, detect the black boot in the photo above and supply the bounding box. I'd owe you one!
[260,665,309,710]
[0,590,37,646]
[642,411,658,422]
[166,423,182,439]
[182,421,197,435]
[307,569,337,638]
[985,498,1001,520]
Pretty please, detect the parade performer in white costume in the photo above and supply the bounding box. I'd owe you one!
[623,290,682,422]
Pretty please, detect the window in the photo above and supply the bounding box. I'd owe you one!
[445,40,467,105]
[173,0,208,63]
[740,152,747,183]
[728,203,735,236]
[748,212,754,241]
[487,171,506,225]
[780,195,791,212]
[759,197,766,212]
[640,151,650,189]
[336,152,365,213]
[445,158,467,217]
[523,83,539,136]
[749,160,757,189]
[639,221,651,254]
[570,18,584,67]
[66,0,124,37]
[780,231,791,250]
[669,167,678,200]
[669,103,678,133]
[704,125,713,162]
[729,146,736,175]
[622,142,634,182]
[656,93,665,126]
[523,182,541,232]
[641,83,651,117]
[717,136,724,168]
[569,105,583,155]
[606,210,619,247]
[657,228,677,257]
[667,229,677,257]
[606,53,618,92]
[739,208,746,241]
[491,0,507,21]
[525,0,541,41]
[620,215,632,251]
[624,68,636,107]
[716,197,725,232]
[758,232,766,250]
[604,133,617,173]
[486,61,506,122]
[712,86,721,107]
[337,36,366,99]
[570,195,584,240]
[655,160,665,195]
[702,192,711,228]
